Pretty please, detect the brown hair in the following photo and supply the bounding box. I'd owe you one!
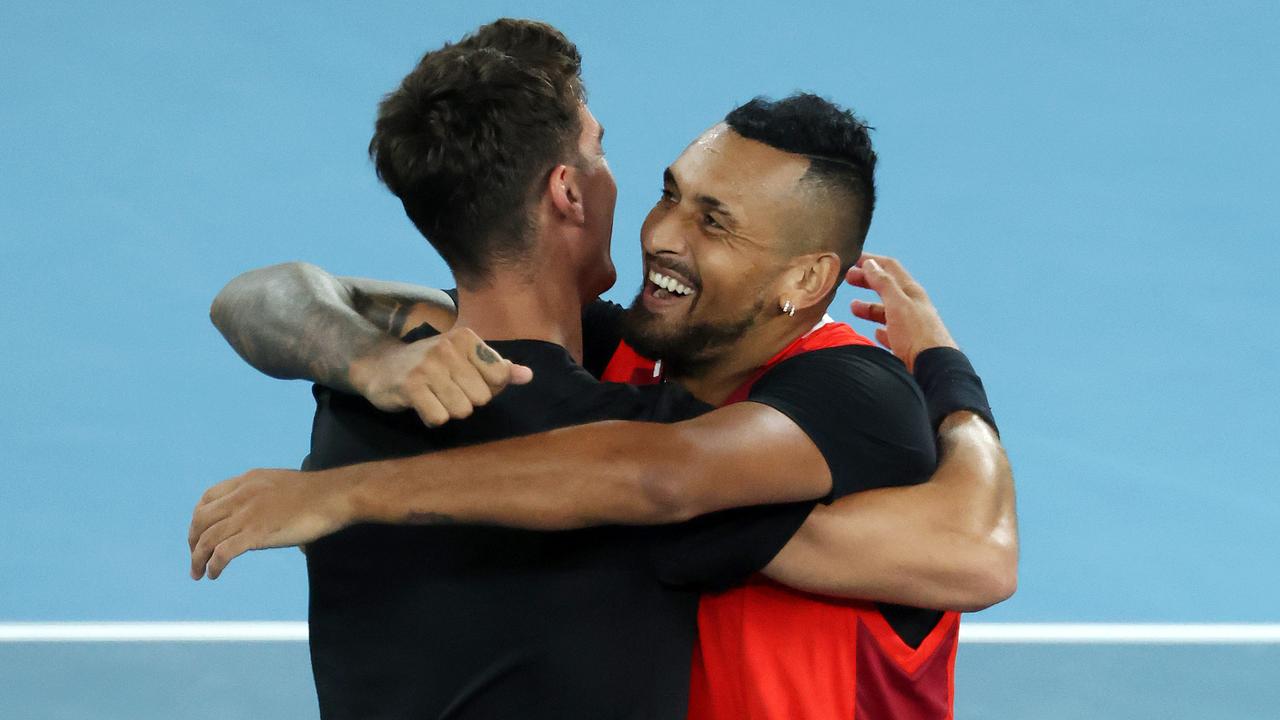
[369,19,585,285]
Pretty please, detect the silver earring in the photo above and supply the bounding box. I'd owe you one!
[781,299,795,317]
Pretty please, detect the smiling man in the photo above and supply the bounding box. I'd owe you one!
[193,19,1015,720]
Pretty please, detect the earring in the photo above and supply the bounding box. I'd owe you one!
[780,299,795,317]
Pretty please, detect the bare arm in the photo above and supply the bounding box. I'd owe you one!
[190,400,835,574]
[762,412,1016,611]
[209,261,457,392]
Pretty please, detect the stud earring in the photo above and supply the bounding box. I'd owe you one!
[780,299,795,317]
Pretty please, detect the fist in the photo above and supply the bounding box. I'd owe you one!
[349,327,534,427]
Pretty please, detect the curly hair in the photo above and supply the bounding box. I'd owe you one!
[369,20,585,285]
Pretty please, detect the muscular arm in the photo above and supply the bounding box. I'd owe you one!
[345,401,830,529]
[190,400,837,578]
[761,412,1017,611]
[209,261,456,393]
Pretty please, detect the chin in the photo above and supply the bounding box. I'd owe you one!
[588,261,617,298]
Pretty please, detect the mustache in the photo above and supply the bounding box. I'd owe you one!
[644,255,700,290]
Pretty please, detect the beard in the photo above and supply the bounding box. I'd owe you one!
[620,287,765,378]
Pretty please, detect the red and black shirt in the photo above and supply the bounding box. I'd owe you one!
[587,300,961,719]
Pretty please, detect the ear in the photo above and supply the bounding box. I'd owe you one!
[547,164,585,225]
[783,251,844,312]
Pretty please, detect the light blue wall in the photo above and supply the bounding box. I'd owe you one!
[2,1,1276,621]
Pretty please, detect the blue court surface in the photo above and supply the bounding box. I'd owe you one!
[3,631,1279,719]
[3,2,1278,719]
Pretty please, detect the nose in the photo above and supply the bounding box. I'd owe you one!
[641,205,689,259]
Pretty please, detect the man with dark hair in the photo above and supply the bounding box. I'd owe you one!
[618,93,881,379]
[369,24,602,288]
[193,18,1015,719]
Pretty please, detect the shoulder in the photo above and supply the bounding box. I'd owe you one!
[753,344,922,406]
[748,344,936,498]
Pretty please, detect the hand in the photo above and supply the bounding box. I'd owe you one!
[188,468,353,580]
[846,254,957,372]
[349,326,534,428]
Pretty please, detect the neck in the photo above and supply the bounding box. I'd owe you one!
[672,309,825,406]
[454,259,585,364]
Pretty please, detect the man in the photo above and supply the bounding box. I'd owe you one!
[195,19,1015,720]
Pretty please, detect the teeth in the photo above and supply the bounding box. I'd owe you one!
[648,270,693,296]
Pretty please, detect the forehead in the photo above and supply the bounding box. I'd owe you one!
[668,124,811,221]
[577,104,601,142]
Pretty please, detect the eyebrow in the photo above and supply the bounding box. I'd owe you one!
[665,167,737,224]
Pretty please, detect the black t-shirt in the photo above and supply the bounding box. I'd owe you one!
[303,326,812,720]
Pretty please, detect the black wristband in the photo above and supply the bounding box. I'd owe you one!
[913,347,999,435]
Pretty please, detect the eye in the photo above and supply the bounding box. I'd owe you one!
[659,187,675,202]
[702,213,723,230]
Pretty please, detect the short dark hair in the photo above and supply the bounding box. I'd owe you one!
[724,94,877,266]
[369,19,585,285]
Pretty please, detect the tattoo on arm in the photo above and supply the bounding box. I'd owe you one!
[350,288,418,338]
[211,263,458,392]
[211,263,398,392]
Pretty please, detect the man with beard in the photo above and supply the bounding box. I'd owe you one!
[193,19,1014,720]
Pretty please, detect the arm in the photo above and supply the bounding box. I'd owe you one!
[762,412,1016,611]
[761,255,1017,611]
[211,262,529,425]
[210,261,457,391]
[189,400,837,578]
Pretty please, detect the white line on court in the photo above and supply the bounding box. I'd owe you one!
[0,622,308,642]
[2,622,1280,644]
[960,623,1280,644]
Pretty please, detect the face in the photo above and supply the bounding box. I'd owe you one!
[622,124,812,373]
[573,104,618,297]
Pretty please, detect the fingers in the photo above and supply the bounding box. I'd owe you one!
[850,300,886,325]
[875,327,892,350]
[406,385,450,428]
[845,264,870,289]
[429,376,475,421]
[464,335,515,388]
[508,363,534,385]
[206,533,250,580]
[194,475,244,513]
[860,254,927,300]
[191,515,238,580]
[382,327,537,429]
[860,258,908,299]
[452,360,495,408]
[462,335,532,387]
[189,483,239,551]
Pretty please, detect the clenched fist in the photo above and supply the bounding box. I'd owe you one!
[349,326,534,427]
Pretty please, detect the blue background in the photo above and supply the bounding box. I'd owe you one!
[2,1,1277,625]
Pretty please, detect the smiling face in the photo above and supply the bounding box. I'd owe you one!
[620,124,815,374]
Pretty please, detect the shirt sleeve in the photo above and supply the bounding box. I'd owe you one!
[746,345,937,503]
[581,299,626,379]
[650,502,816,592]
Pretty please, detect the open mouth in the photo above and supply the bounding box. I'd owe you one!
[642,266,698,311]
